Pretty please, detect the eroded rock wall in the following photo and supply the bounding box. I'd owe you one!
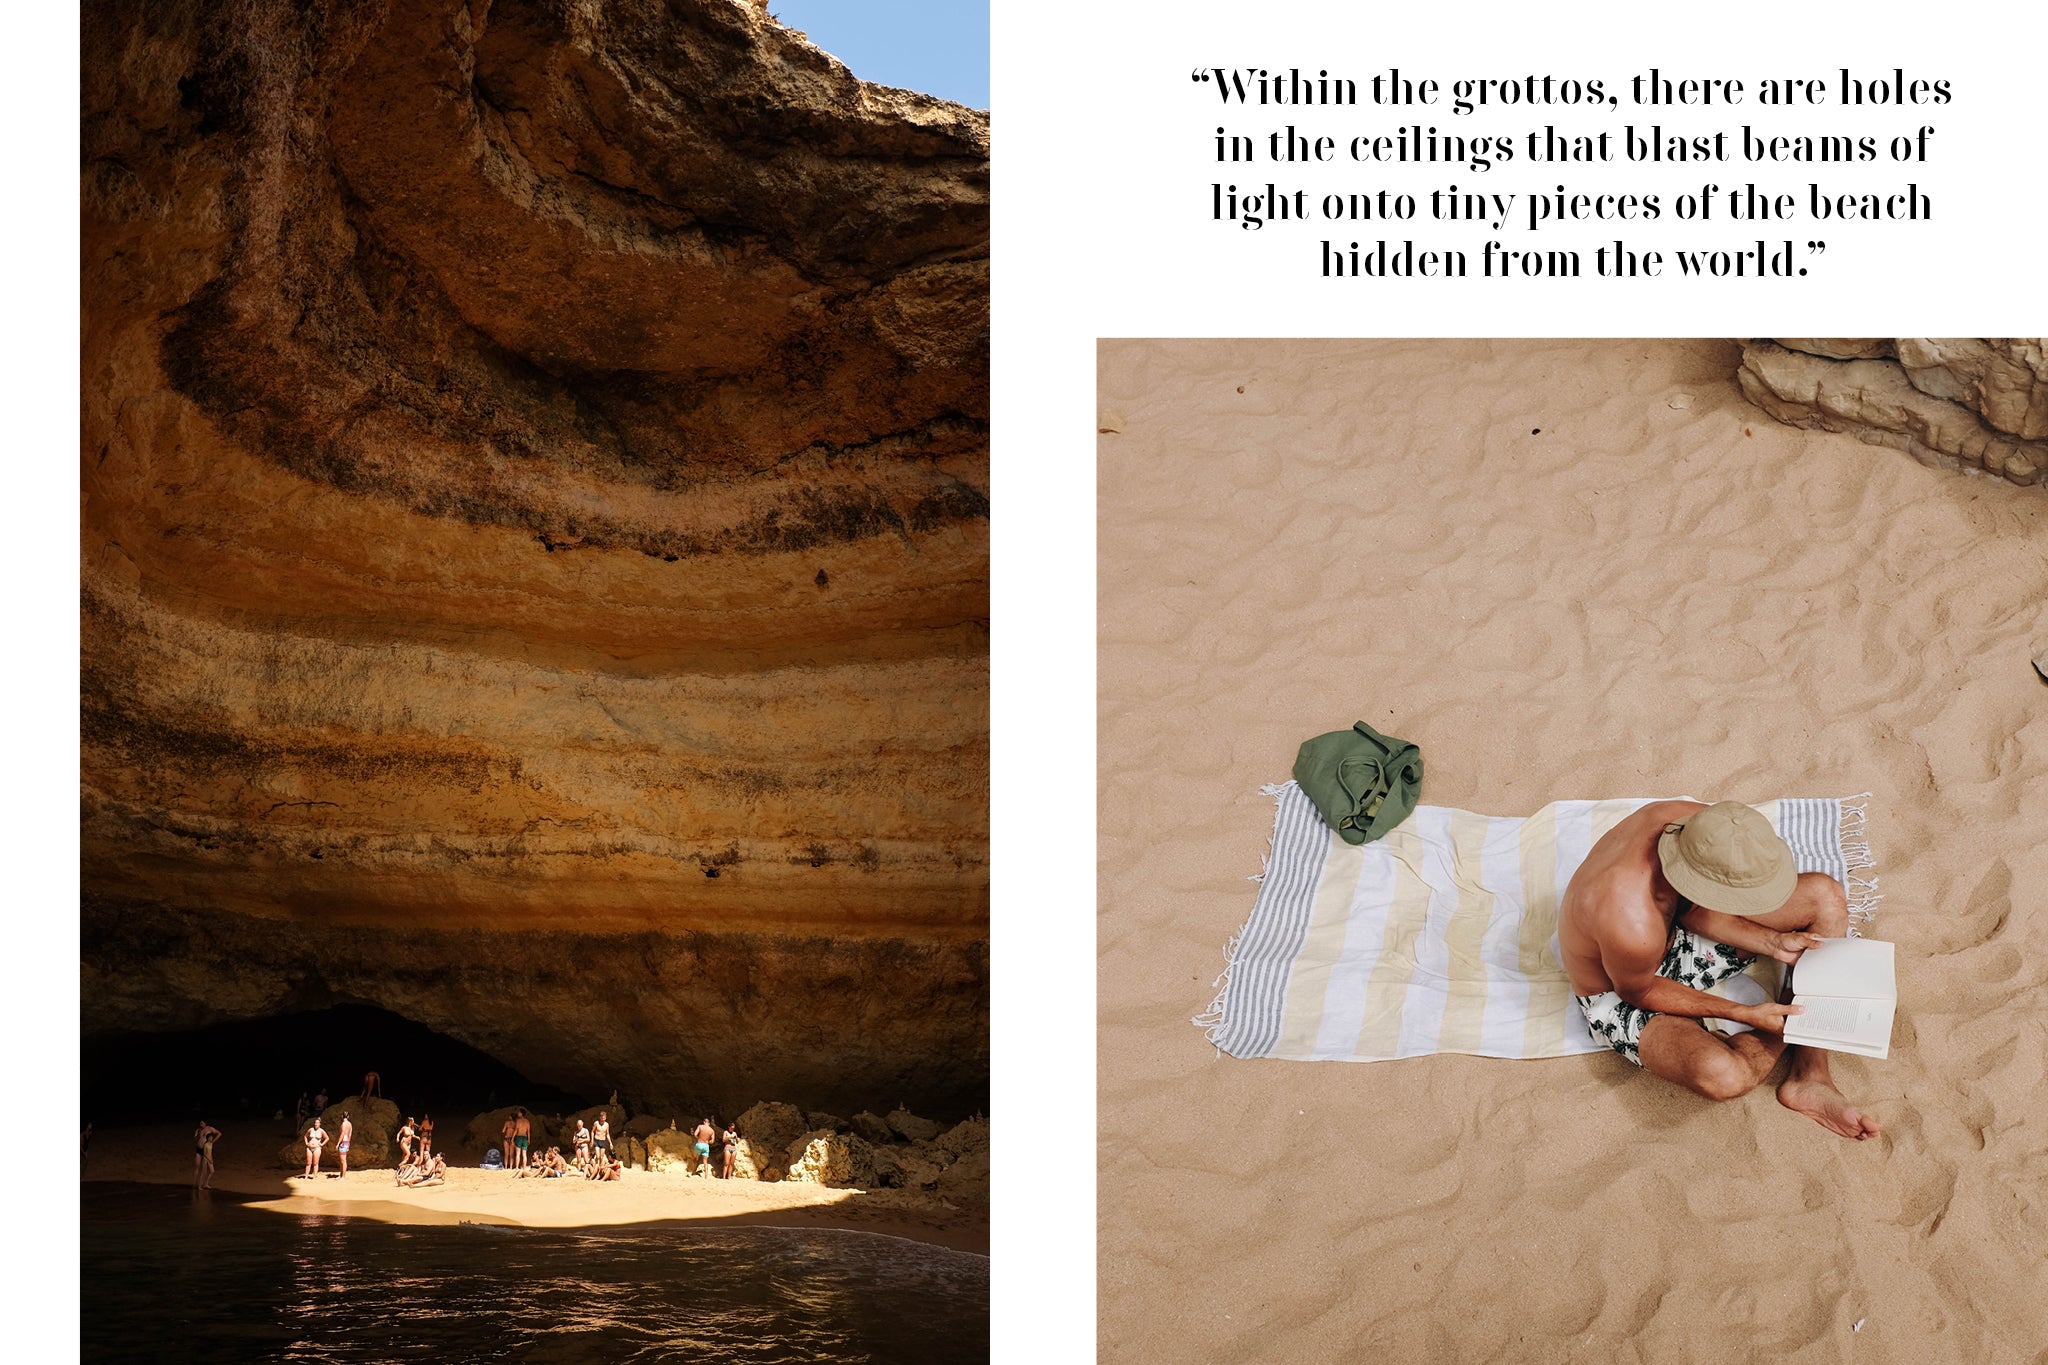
[82,0,988,1116]
[1737,339,2047,486]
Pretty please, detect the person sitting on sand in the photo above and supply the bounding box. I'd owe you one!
[419,1154,447,1187]
[194,1119,221,1190]
[546,1147,570,1177]
[1558,800,1881,1140]
[336,1114,353,1177]
[692,1118,716,1177]
[721,1124,739,1178]
[303,1117,329,1177]
[513,1109,531,1171]
[600,1156,622,1182]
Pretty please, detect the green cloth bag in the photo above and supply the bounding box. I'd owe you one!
[1292,721,1424,845]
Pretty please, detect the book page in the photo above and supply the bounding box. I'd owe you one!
[1789,937,1896,999]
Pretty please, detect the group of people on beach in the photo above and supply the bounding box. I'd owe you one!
[277,1077,749,1185]
[501,1109,626,1180]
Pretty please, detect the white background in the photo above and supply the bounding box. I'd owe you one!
[12,0,2046,1356]
[992,1,2040,1359]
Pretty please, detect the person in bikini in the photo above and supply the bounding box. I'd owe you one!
[419,1114,434,1157]
[193,1119,221,1189]
[1557,799,1881,1140]
[397,1117,416,1165]
[303,1117,329,1177]
[721,1123,739,1178]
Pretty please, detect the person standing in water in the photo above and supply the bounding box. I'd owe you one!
[193,1120,221,1189]
[303,1117,328,1177]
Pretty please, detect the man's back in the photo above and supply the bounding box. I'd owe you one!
[1557,800,1703,994]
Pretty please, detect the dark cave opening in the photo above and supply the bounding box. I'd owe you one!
[81,1003,592,1128]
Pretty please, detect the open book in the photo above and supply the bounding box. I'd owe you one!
[1783,937,1896,1059]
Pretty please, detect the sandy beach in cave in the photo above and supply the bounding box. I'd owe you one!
[87,1124,986,1255]
[1097,339,2046,1361]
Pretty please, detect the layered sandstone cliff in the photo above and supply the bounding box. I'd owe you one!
[82,0,988,1116]
[1737,339,2046,487]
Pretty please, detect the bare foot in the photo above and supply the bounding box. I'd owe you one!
[1779,1076,1881,1140]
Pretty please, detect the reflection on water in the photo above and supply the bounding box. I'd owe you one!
[82,1183,987,1363]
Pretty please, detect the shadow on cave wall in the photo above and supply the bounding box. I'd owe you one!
[83,1003,592,1129]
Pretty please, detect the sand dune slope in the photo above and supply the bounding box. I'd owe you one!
[1098,339,2046,1364]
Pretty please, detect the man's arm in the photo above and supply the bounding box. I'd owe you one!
[1601,921,1803,1032]
[1678,903,1826,965]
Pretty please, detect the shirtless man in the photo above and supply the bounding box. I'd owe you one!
[337,1114,353,1176]
[361,1070,381,1099]
[692,1118,717,1177]
[592,1112,612,1163]
[1558,800,1880,1140]
[513,1109,532,1171]
[194,1119,221,1189]
[303,1117,329,1177]
[573,1118,591,1166]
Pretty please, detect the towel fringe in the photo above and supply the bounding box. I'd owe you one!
[1196,783,1291,1053]
[1837,793,1882,936]
[1251,783,1291,885]
[1191,927,1245,1056]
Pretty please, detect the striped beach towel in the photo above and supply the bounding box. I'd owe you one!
[1196,786,1878,1062]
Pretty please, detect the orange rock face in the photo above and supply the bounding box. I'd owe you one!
[82,0,988,1116]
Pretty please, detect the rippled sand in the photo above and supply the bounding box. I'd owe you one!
[1097,339,2047,1362]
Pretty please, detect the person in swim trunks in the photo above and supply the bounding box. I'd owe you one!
[592,1112,612,1161]
[1557,799,1880,1140]
[692,1118,716,1177]
[513,1109,532,1170]
[337,1114,353,1177]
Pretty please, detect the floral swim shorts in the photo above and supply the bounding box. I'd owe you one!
[1574,927,1756,1067]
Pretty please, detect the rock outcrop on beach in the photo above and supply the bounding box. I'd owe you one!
[81,0,988,1121]
[785,1129,879,1188]
[1738,339,2047,486]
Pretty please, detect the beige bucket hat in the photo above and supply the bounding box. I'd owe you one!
[1656,801,1797,917]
